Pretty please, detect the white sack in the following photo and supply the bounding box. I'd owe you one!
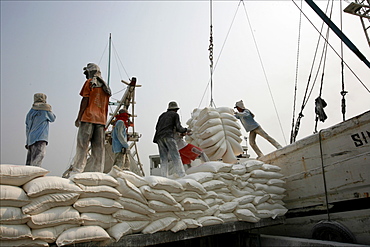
[69,172,118,187]
[23,176,82,197]
[73,197,123,214]
[0,185,30,207]
[0,164,49,186]
[22,193,80,215]
[1,207,30,224]
[27,206,81,229]
[56,226,110,246]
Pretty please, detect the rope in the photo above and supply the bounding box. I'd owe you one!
[290,0,370,141]
[241,1,287,145]
[209,0,215,107]
[291,0,369,93]
[291,0,303,144]
[199,1,241,108]
[340,0,347,122]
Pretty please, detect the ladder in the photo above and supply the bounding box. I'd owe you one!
[104,77,145,176]
[344,0,370,47]
[62,77,145,178]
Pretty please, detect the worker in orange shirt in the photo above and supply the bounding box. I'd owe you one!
[67,63,111,177]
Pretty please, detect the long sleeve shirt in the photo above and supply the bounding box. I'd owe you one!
[234,109,259,132]
[26,109,56,146]
[153,110,187,143]
[112,120,129,153]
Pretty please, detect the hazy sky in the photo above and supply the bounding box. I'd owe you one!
[1,1,369,176]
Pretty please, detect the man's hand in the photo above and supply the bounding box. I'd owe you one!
[75,119,80,128]
[122,148,127,154]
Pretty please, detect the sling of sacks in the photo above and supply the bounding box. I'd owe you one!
[0,162,288,246]
[186,107,244,164]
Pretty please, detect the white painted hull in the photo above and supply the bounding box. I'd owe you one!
[259,110,370,244]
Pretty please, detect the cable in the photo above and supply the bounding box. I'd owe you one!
[291,0,303,144]
[241,1,287,145]
[291,0,370,93]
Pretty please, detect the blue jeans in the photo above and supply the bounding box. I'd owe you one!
[157,137,185,177]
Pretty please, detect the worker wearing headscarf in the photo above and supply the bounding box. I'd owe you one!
[112,109,130,170]
[68,63,111,177]
[234,100,282,159]
[25,93,56,166]
[153,101,190,178]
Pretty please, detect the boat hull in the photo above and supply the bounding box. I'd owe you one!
[259,110,370,244]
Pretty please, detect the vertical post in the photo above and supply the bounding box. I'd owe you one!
[107,33,112,86]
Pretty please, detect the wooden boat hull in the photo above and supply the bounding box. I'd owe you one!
[259,110,370,244]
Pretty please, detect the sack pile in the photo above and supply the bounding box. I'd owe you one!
[185,107,244,164]
[0,161,287,246]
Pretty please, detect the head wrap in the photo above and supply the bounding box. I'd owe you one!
[83,63,112,96]
[234,100,246,109]
[115,111,132,128]
[32,93,52,111]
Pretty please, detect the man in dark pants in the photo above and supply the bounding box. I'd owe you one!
[153,101,190,178]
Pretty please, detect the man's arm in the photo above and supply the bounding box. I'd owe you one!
[75,97,89,127]
[174,113,187,134]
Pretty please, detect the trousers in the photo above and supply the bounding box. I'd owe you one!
[71,122,105,173]
[26,141,47,166]
[113,151,130,170]
[157,137,185,178]
[249,126,282,158]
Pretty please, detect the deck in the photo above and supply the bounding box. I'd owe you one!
[64,217,285,247]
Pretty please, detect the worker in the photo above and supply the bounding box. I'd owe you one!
[175,131,209,170]
[25,93,56,166]
[234,100,282,159]
[112,109,130,170]
[68,63,111,177]
[153,101,190,178]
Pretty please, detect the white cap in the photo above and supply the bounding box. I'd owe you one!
[235,100,245,109]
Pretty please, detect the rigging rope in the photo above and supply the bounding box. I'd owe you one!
[199,1,241,109]
[290,0,370,141]
[291,0,369,94]
[241,1,287,145]
[339,0,347,122]
[291,0,303,144]
[291,0,331,142]
[209,0,215,107]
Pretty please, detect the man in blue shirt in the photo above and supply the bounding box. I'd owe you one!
[112,109,130,170]
[25,93,56,166]
[234,100,282,159]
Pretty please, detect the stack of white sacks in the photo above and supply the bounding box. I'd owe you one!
[186,107,244,164]
[0,161,287,246]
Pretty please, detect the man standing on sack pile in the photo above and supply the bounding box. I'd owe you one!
[68,63,111,177]
[25,93,56,166]
[153,101,191,178]
[111,109,130,170]
[234,100,282,159]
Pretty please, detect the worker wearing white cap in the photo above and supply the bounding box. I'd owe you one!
[153,101,190,178]
[234,100,282,159]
